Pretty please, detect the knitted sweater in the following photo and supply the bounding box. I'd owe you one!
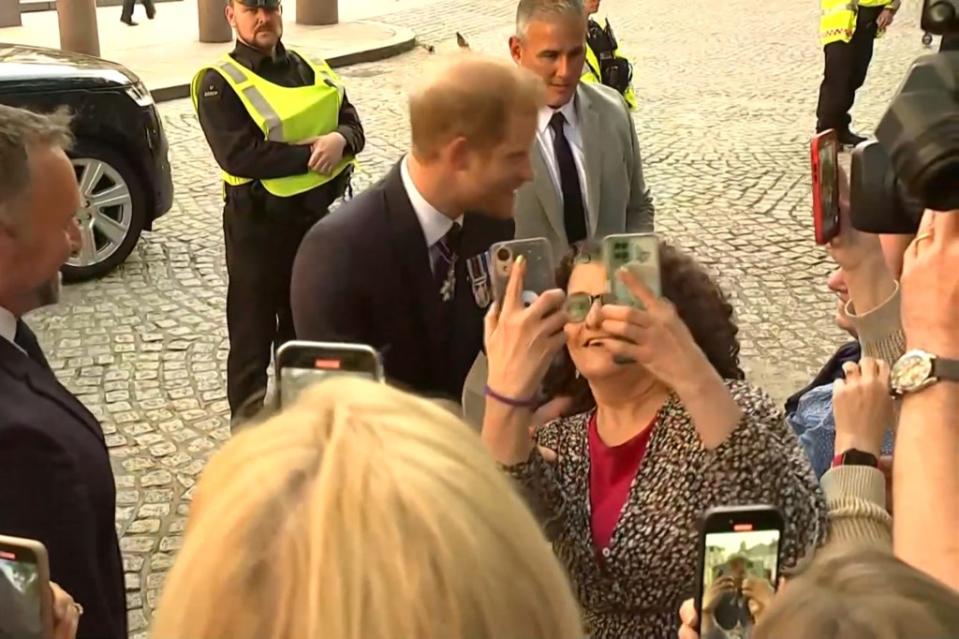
[821,284,904,549]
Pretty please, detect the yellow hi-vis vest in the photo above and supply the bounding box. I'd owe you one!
[582,42,638,110]
[820,0,894,47]
[191,50,354,198]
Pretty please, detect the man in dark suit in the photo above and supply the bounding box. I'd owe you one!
[292,55,544,402]
[0,105,126,639]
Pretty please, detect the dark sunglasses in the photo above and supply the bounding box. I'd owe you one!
[564,293,617,322]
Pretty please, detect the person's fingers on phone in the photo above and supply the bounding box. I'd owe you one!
[528,288,567,321]
[618,264,659,309]
[501,255,527,317]
[599,318,645,345]
[679,599,697,625]
[599,303,652,328]
[50,583,79,639]
[483,301,500,344]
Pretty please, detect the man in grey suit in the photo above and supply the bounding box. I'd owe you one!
[462,0,656,425]
[509,0,654,257]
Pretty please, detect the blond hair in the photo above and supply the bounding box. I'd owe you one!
[409,53,544,160]
[755,546,959,639]
[151,378,582,639]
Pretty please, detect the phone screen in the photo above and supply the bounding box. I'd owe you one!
[701,528,781,639]
[814,133,840,243]
[0,550,44,639]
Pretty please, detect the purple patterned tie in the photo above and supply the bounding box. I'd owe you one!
[434,223,462,302]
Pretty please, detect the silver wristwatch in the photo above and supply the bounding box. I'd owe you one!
[890,349,959,396]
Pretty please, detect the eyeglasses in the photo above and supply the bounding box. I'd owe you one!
[565,293,616,323]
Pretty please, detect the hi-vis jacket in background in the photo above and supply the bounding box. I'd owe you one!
[820,0,900,45]
[583,17,637,110]
[193,38,365,426]
[192,49,355,196]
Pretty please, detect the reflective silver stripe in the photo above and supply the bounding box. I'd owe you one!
[216,59,284,140]
[217,59,247,84]
[240,86,284,141]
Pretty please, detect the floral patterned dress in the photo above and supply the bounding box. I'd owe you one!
[506,381,827,639]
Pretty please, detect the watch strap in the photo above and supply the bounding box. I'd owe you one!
[932,357,959,384]
[832,449,879,468]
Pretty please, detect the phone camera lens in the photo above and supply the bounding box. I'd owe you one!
[497,247,512,262]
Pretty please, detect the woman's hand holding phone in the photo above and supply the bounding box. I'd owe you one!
[598,266,708,392]
[678,598,701,639]
[50,582,80,639]
[484,256,568,402]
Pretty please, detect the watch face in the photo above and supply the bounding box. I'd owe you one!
[893,350,935,393]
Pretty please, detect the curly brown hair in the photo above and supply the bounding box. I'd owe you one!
[541,239,744,414]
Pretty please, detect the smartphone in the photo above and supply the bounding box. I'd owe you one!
[694,506,785,638]
[490,238,556,307]
[602,233,661,309]
[0,535,53,639]
[275,341,384,407]
[811,130,841,245]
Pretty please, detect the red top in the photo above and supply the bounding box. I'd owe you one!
[588,412,656,552]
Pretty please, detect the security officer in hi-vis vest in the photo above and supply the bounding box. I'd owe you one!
[192,0,364,426]
[582,0,636,110]
[816,0,899,147]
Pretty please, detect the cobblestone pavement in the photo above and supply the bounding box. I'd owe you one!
[29,0,938,633]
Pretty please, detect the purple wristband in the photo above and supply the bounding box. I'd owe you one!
[484,384,538,408]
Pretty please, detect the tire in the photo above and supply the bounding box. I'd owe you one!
[62,142,147,282]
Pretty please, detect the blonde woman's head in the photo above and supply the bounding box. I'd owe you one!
[755,546,959,639]
[151,378,582,639]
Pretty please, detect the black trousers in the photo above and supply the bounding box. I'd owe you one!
[816,6,883,133]
[120,0,154,20]
[223,189,326,423]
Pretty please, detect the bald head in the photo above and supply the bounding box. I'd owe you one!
[408,54,544,161]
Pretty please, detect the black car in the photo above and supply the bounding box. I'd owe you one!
[0,43,173,281]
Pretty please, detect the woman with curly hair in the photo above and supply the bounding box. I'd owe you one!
[480,240,827,639]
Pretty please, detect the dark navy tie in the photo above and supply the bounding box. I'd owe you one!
[549,112,587,244]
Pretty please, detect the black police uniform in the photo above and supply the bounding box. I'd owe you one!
[197,35,365,423]
[815,4,886,143]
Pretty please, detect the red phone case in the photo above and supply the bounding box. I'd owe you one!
[811,131,839,245]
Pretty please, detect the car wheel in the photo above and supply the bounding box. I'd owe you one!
[62,143,147,282]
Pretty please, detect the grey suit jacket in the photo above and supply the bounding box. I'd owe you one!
[513,82,654,258]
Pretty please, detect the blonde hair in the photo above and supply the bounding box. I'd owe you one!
[151,378,582,639]
[409,53,544,160]
[755,546,959,639]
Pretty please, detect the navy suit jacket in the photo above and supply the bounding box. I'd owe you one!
[291,162,513,401]
[0,325,126,639]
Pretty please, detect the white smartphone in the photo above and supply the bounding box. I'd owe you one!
[0,535,53,639]
[275,341,384,407]
[490,238,556,307]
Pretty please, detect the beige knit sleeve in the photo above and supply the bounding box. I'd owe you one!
[821,465,892,550]
[846,284,906,366]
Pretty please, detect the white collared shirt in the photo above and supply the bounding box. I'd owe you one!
[0,305,24,355]
[536,97,591,225]
[400,156,464,274]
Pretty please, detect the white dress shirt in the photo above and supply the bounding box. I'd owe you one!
[400,156,464,275]
[0,305,24,355]
[536,97,591,226]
